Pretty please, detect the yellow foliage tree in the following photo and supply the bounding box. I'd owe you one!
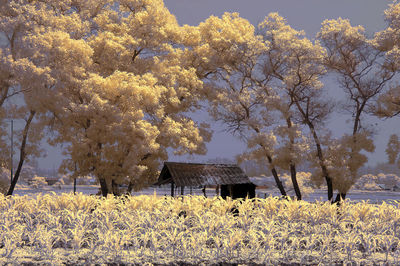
[1,0,211,196]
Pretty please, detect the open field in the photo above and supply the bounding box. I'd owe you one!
[1,193,400,265]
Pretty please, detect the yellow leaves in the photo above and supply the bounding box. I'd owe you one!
[119,0,180,46]
[180,25,201,46]
[247,131,277,151]
[94,71,163,109]
[259,12,305,45]
[376,84,400,119]
[321,133,376,193]
[194,12,264,71]
[29,30,93,83]
[158,116,209,155]
[375,2,400,52]
[319,17,366,43]
[259,12,291,32]
[214,12,254,43]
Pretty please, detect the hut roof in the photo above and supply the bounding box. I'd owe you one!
[154,162,251,187]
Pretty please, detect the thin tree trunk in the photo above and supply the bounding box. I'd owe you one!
[293,100,333,201]
[325,175,333,202]
[286,117,301,200]
[202,186,207,197]
[290,163,301,200]
[6,110,35,196]
[311,127,333,201]
[268,158,287,196]
[250,125,286,196]
[341,102,366,202]
[306,120,333,201]
[73,177,76,195]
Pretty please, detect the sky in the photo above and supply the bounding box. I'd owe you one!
[38,0,398,169]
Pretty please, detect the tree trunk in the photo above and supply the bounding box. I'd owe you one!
[99,178,108,196]
[6,110,35,196]
[307,121,333,201]
[250,126,286,196]
[332,192,346,205]
[348,102,367,178]
[325,175,333,202]
[270,167,286,196]
[127,181,134,193]
[202,186,207,197]
[73,177,76,195]
[267,156,287,196]
[293,100,333,201]
[286,117,301,200]
[290,163,301,200]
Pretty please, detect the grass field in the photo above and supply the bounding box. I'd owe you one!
[1,193,400,265]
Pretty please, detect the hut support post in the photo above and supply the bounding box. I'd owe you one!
[171,182,174,197]
[190,186,192,195]
[181,186,184,195]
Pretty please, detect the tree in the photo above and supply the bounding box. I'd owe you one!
[0,0,49,195]
[257,13,328,200]
[374,2,400,119]
[317,18,395,202]
[7,0,212,196]
[192,13,289,197]
[196,13,330,201]
[375,87,400,118]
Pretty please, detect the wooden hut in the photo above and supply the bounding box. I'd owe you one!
[154,162,256,199]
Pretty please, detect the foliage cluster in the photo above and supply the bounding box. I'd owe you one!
[1,194,400,264]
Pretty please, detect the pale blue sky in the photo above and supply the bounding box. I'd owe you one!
[39,0,398,169]
[164,0,390,35]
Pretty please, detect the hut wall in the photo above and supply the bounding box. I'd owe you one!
[220,185,230,199]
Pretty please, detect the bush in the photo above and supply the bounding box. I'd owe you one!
[355,173,400,190]
[30,176,48,189]
[281,172,315,197]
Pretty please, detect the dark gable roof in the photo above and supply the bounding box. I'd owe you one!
[154,162,251,187]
